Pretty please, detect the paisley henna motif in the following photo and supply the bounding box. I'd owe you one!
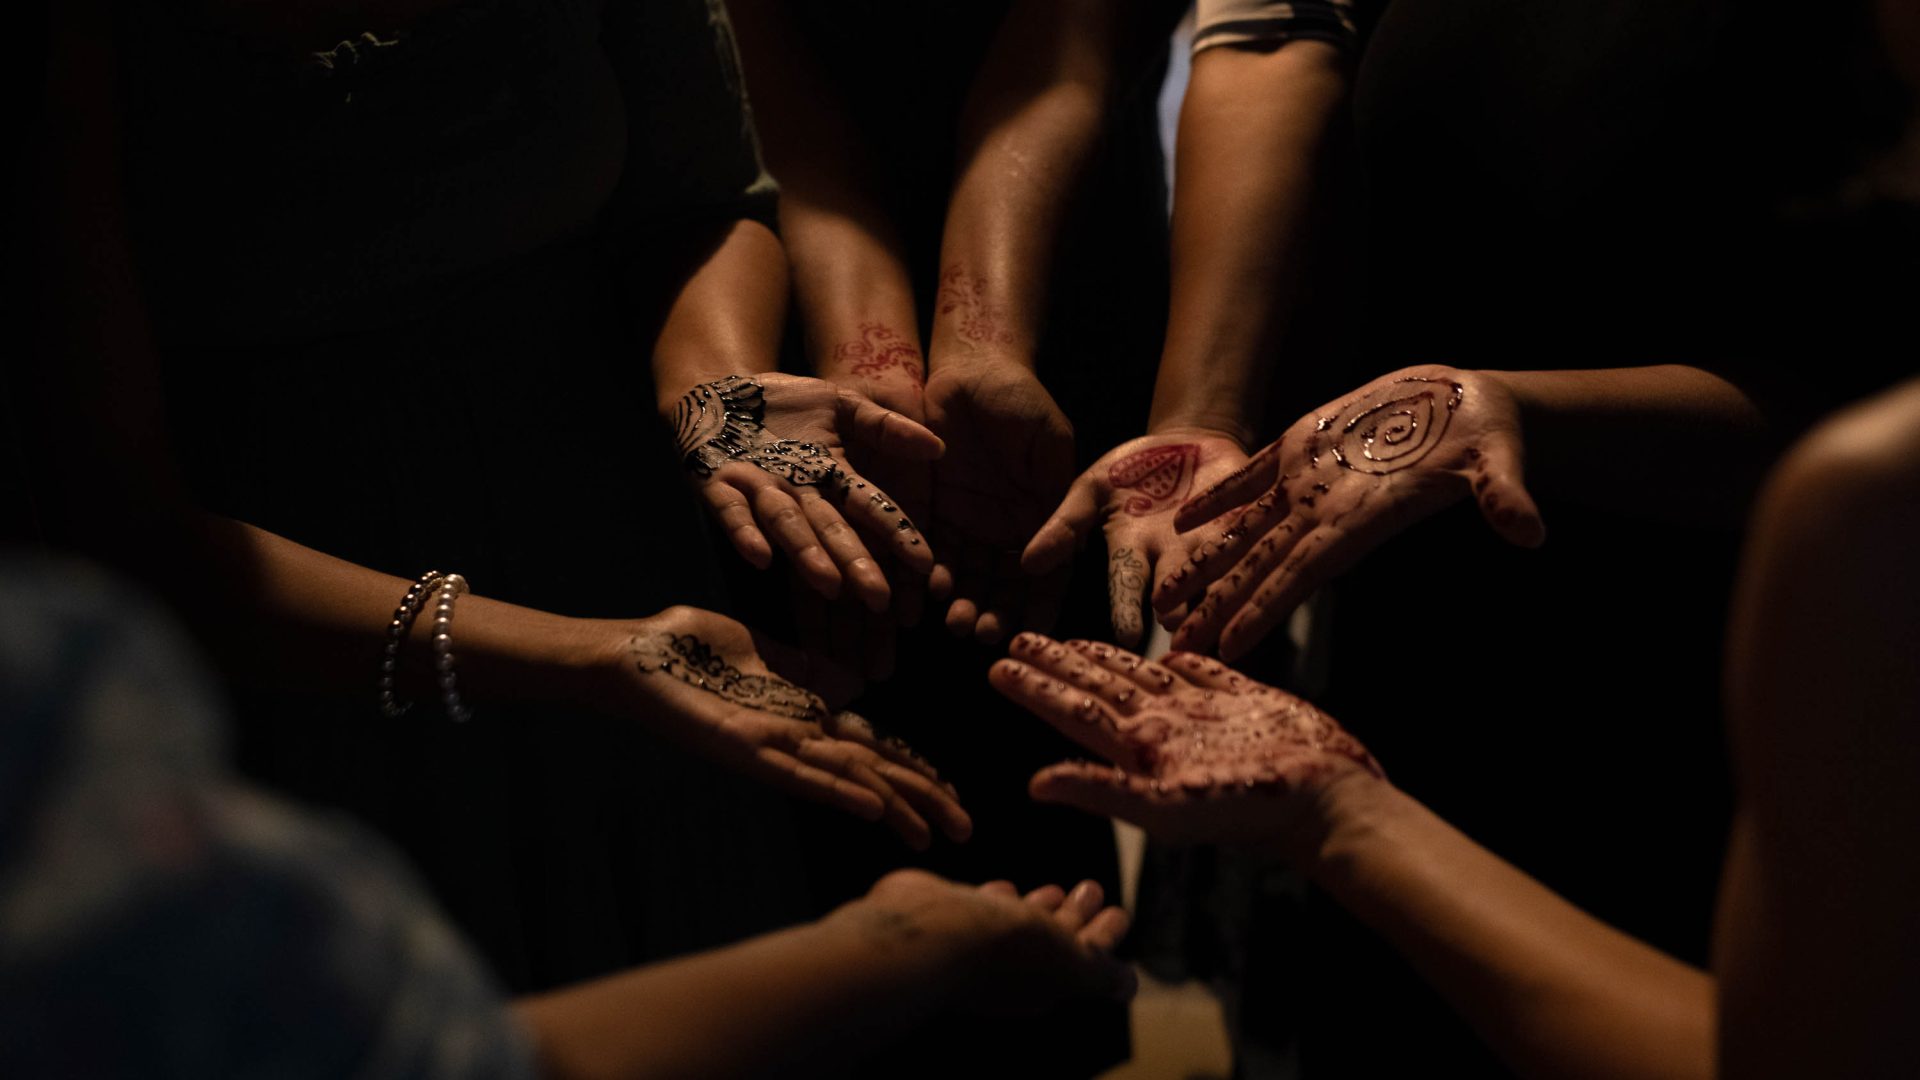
[672,376,847,489]
[1108,444,1200,516]
[630,631,827,723]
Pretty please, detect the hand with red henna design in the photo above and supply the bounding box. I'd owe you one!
[923,356,1076,642]
[1154,366,1547,660]
[988,632,1384,855]
[617,606,971,850]
[1022,432,1251,647]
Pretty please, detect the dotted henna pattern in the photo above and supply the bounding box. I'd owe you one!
[1108,443,1200,516]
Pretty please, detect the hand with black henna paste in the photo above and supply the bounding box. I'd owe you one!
[1155,366,1547,660]
[923,356,1077,643]
[671,373,942,613]
[1022,432,1251,647]
[989,632,1384,856]
[830,868,1136,1014]
[618,605,971,849]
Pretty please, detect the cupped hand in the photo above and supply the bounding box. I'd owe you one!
[923,358,1076,643]
[837,868,1135,1013]
[988,632,1383,855]
[1154,366,1546,660]
[1022,432,1250,648]
[614,605,971,849]
[670,373,941,613]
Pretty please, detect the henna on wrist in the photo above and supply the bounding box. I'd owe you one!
[832,322,924,387]
[934,266,1014,347]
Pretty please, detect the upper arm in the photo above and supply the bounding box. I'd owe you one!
[1716,379,1920,1078]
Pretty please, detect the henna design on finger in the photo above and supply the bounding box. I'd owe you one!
[1304,378,1465,476]
[630,631,827,722]
[1107,547,1147,640]
[673,376,849,490]
[834,322,924,386]
[1109,444,1200,516]
[935,266,1014,346]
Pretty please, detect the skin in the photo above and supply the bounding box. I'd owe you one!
[733,0,1185,644]
[1022,39,1350,644]
[996,383,1920,1080]
[1158,363,1771,660]
[30,0,966,848]
[517,868,1134,1080]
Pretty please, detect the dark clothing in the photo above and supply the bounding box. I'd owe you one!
[112,0,815,993]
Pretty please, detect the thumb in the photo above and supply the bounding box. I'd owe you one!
[1472,434,1547,548]
[1022,472,1101,575]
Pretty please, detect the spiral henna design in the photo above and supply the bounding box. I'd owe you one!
[630,631,827,723]
[673,376,848,490]
[1308,377,1464,475]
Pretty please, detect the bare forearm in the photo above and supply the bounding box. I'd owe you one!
[1484,365,1772,522]
[648,219,790,415]
[1308,778,1715,1080]
[931,0,1136,366]
[1149,41,1348,446]
[515,913,949,1080]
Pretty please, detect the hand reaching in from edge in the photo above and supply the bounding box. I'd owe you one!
[1022,432,1251,648]
[671,373,941,614]
[989,632,1383,855]
[832,868,1135,1013]
[923,358,1076,643]
[614,605,971,850]
[1154,366,1546,660]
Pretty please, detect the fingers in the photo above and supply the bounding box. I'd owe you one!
[1215,525,1368,662]
[1005,633,1147,712]
[1170,518,1309,654]
[797,490,891,613]
[839,476,937,576]
[822,712,972,843]
[1106,545,1148,649]
[756,745,887,822]
[1173,437,1282,533]
[1470,434,1547,547]
[1028,761,1168,826]
[1079,906,1132,954]
[1153,487,1294,615]
[795,739,933,850]
[979,879,1019,899]
[1023,884,1068,913]
[698,482,773,570]
[1018,634,1186,697]
[987,656,1141,768]
[837,388,945,461]
[1158,651,1253,692]
[1022,473,1101,576]
[974,552,1025,645]
[746,479,842,598]
[1052,880,1104,933]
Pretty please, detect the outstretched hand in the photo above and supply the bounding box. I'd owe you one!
[1155,367,1545,660]
[840,868,1136,1013]
[1022,432,1250,647]
[671,373,941,613]
[615,605,971,850]
[989,632,1383,855]
[923,359,1076,643]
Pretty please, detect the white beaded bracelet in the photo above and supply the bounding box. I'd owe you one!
[377,569,473,722]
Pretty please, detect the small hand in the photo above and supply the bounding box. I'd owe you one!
[837,868,1136,1012]
[670,374,941,613]
[989,632,1383,855]
[1022,432,1250,648]
[1154,367,1546,660]
[923,358,1076,643]
[617,606,971,849]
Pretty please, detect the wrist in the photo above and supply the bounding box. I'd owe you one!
[1295,768,1416,892]
[1144,416,1256,452]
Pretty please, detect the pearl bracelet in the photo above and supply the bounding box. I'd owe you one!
[378,570,473,722]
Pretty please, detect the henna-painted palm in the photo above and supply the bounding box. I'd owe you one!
[619,605,971,849]
[671,373,942,614]
[923,360,1076,643]
[988,632,1382,853]
[1154,366,1547,660]
[1022,433,1250,648]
